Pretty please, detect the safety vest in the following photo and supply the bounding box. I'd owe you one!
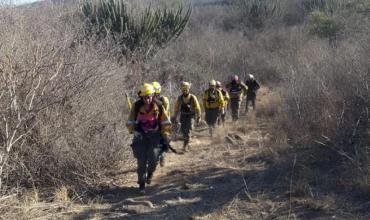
[203,89,224,109]
[179,94,196,115]
[126,100,171,137]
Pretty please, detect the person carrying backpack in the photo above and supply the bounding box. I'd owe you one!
[126,83,171,193]
[216,81,229,127]
[152,81,170,114]
[203,80,224,136]
[244,74,260,113]
[225,75,248,121]
[172,82,201,152]
[152,81,170,167]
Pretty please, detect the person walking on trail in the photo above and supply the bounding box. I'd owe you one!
[126,83,172,192]
[152,81,170,114]
[216,81,229,127]
[172,82,201,152]
[203,80,225,136]
[244,74,260,113]
[225,75,248,121]
[152,81,170,167]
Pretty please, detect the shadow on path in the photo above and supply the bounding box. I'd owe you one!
[72,166,257,219]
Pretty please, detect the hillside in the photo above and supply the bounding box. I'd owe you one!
[1,0,370,219]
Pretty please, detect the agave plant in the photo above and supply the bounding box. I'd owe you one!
[80,0,191,57]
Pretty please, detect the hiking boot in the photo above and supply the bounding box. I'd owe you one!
[183,144,191,152]
[146,173,153,184]
[159,156,165,167]
[209,127,213,137]
[183,142,188,152]
[139,182,145,194]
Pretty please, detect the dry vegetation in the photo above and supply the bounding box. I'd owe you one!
[0,2,132,214]
[1,0,370,218]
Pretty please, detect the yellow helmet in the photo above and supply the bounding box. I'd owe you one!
[181,81,191,91]
[152,81,161,94]
[139,83,155,97]
[209,79,216,86]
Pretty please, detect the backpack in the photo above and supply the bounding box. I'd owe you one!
[133,99,164,123]
[153,95,165,107]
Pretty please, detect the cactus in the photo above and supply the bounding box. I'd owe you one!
[233,0,281,29]
[80,0,191,56]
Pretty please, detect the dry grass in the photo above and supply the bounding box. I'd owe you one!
[0,1,130,197]
[1,0,370,218]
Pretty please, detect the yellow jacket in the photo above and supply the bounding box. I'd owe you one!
[203,88,224,109]
[154,95,170,116]
[174,94,201,118]
[218,88,230,107]
[126,100,171,138]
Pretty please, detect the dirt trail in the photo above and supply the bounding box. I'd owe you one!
[69,113,270,219]
[32,87,357,220]
[65,88,287,220]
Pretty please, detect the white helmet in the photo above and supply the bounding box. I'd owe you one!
[248,74,254,80]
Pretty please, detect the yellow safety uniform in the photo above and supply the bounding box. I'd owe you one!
[203,88,225,109]
[174,94,201,118]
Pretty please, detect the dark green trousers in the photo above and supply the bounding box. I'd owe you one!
[131,131,161,185]
[246,93,256,112]
[205,108,220,136]
[206,108,219,125]
[180,114,194,146]
[218,108,226,126]
[230,98,241,121]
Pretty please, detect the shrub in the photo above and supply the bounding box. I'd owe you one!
[0,4,129,192]
[308,10,341,39]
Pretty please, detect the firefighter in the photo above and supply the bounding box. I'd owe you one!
[216,81,229,126]
[152,81,170,167]
[225,75,248,121]
[152,81,170,114]
[203,80,224,136]
[126,83,171,192]
[244,74,260,113]
[172,82,201,152]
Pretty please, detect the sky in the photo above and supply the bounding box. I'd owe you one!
[12,0,42,5]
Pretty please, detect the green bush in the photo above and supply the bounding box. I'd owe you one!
[308,10,341,38]
[80,0,191,57]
